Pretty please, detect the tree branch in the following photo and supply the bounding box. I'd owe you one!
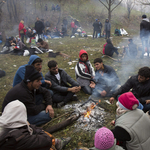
[111,0,123,12]
[99,0,108,9]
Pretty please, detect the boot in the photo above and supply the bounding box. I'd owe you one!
[55,137,71,150]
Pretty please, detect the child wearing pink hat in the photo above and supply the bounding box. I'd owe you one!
[90,127,124,150]
[111,92,150,150]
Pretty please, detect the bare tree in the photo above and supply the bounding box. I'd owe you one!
[99,0,124,21]
[136,0,150,5]
[126,0,135,19]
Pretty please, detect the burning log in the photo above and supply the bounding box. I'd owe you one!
[45,114,81,134]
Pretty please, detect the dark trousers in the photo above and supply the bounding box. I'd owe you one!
[20,33,25,43]
[105,31,110,39]
[93,30,98,38]
[106,47,119,57]
[52,91,74,104]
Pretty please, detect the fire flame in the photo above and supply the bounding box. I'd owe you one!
[84,101,101,118]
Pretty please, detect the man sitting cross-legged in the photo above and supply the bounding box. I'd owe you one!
[2,65,54,126]
[45,60,81,108]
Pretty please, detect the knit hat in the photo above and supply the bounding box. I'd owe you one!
[142,14,147,18]
[24,65,41,82]
[118,92,139,110]
[94,127,114,150]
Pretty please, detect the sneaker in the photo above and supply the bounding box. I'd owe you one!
[55,137,71,150]
[57,101,65,108]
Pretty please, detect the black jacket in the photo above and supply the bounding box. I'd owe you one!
[140,19,150,38]
[0,125,52,150]
[45,68,79,94]
[2,81,52,115]
[112,75,150,104]
[35,20,45,34]
[105,40,118,57]
[93,21,100,31]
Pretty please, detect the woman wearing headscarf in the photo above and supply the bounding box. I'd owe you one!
[0,100,71,150]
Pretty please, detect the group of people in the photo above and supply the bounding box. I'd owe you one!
[93,18,111,39]
[1,49,150,149]
[2,14,150,149]
[114,28,128,36]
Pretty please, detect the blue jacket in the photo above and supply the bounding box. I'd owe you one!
[13,55,45,87]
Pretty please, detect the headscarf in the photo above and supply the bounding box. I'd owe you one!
[0,100,33,136]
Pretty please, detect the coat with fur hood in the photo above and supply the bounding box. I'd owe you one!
[75,49,95,86]
[140,18,150,38]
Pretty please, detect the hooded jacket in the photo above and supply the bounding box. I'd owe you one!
[75,50,95,86]
[105,39,118,56]
[0,100,52,150]
[140,18,150,38]
[13,55,45,87]
[105,19,111,32]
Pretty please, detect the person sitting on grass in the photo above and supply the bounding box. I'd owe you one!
[89,127,125,150]
[2,65,54,126]
[123,38,137,58]
[37,38,49,52]
[114,27,121,36]
[109,66,150,113]
[104,39,119,57]
[45,60,81,108]
[90,58,120,99]
[75,49,95,95]
[111,92,150,150]
[0,100,71,150]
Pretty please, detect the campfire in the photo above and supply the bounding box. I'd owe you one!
[64,99,106,131]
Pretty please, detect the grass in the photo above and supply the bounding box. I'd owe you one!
[0,31,149,149]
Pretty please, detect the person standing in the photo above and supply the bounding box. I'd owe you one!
[97,19,103,38]
[140,14,150,58]
[63,17,68,30]
[19,20,26,43]
[104,18,111,39]
[35,17,45,39]
[93,19,99,39]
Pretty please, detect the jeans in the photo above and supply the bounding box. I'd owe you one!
[82,86,92,95]
[28,110,52,126]
[93,30,98,38]
[27,93,52,126]
[141,37,149,57]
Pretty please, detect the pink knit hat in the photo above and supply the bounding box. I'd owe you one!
[94,127,114,150]
[118,92,139,110]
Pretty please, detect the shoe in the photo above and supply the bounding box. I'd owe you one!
[57,101,65,108]
[71,95,78,101]
[55,137,71,150]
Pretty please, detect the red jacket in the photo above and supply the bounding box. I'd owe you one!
[19,22,26,37]
[103,43,107,54]
[71,22,75,28]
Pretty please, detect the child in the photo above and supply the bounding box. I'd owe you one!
[75,49,95,95]
[90,127,125,150]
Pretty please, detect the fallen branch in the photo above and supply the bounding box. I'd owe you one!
[45,114,81,134]
[42,111,74,128]
[100,51,119,61]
